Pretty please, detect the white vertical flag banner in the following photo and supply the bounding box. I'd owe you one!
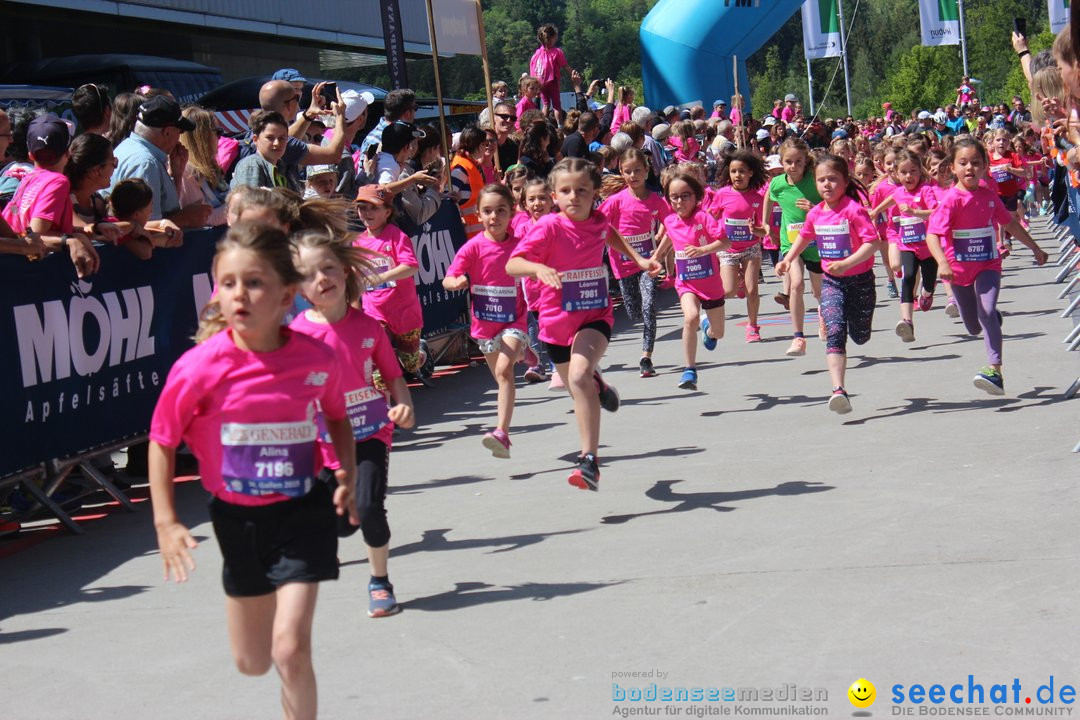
[1049,0,1071,34]
[428,0,483,56]
[919,0,961,46]
[802,0,841,59]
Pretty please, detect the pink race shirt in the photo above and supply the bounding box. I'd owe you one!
[927,185,1012,287]
[1,168,74,234]
[150,329,345,507]
[662,209,725,301]
[599,187,668,279]
[708,186,764,251]
[446,231,528,339]
[886,182,938,259]
[512,214,544,311]
[869,178,898,240]
[800,195,878,277]
[354,224,423,335]
[763,186,781,251]
[511,211,614,346]
[290,307,401,463]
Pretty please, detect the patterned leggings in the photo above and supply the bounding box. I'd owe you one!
[617,271,660,353]
[382,325,423,373]
[821,270,876,355]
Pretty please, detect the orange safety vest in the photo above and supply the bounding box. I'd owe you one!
[450,154,485,235]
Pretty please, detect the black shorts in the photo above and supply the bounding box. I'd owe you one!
[1000,193,1020,212]
[804,259,823,275]
[209,480,339,598]
[701,297,726,310]
[544,320,612,364]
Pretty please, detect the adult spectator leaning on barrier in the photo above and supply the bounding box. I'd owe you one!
[109,95,210,229]
[2,114,96,274]
[178,105,229,226]
[397,124,444,226]
[360,88,419,157]
[375,121,436,192]
[109,92,146,148]
[0,108,36,210]
[72,83,112,136]
[449,125,488,236]
[238,80,363,193]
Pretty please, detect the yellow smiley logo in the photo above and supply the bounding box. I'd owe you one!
[848,678,876,709]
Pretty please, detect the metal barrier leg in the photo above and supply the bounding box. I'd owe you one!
[78,461,137,512]
[18,478,82,535]
[1069,334,1080,352]
[1057,258,1080,283]
[1065,377,1080,400]
[1065,324,1080,345]
[1057,246,1078,266]
[1063,294,1080,319]
[1059,274,1080,299]
[1059,236,1074,254]
[1074,438,1080,453]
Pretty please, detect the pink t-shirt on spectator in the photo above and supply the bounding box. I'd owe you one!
[446,231,528,339]
[661,209,726,301]
[515,96,539,130]
[1,168,74,233]
[610,104,633,135]
[885,182,937,259]
[599,187,669,279]
[926,185,1012,287]
[149,328,345,507]
[290,307,401,462]
[707,186,764,251]
[781,106,796,124]
[800,195,878,277]
[354,224,423,335]
[511,211,614,346]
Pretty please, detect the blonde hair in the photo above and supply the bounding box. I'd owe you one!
[179,105,222,186]
[1031,66,1064,126]
[292,229,377,306]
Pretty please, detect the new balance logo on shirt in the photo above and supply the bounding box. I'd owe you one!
[304,372,329,386]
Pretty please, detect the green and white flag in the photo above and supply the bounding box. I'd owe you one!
[1050,0,1070,34]
[919,0,961,46]
[802,0,841,59]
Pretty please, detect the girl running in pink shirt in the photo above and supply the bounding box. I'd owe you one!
[709,150,770,343]
[444,184,531,458]
[777,154,881,414]
[654,169,731,391]
[926,137,1048,395]
[352,184,425,379]
[872,149,939,343]
[507,157,660,491]
[515,177,556,386]
[149,223,357,718]
[290,230,416,620]
[925,148,960,317]
[599,148,670,377]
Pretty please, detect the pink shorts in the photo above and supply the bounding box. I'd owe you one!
[539,81,562,113]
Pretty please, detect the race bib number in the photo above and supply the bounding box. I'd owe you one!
[952,227,996,262]
[560,267,609,311]
[815,222,853,260]
[471,284,518,323]
[674,250,714,281]
[342,387,390,442]
[897,215,927,244]
[770,205,782,230]
[221,419,317,497]
[621,231,654,261]
[366,256,396,291]
[787,222,811,247]
[724,218,753,244]
[991,166,1011,184]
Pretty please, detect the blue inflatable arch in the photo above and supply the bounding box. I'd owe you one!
[640,0,805,112]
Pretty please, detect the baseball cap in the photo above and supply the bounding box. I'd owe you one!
[381,121,425,155]
[341,89,375,124]
[306,164,338,178]
[272,68,307,83]
[755,128,770,141]
[651,123,671,141]
[763,116,777,127]
[765,154,782,171]
[662,105,677,117]
[831,129,848,139]
[933,111,948,124]
[138,95,195,132]
[784,93,798,102]
[714,99,727,107]
[354,184,394,206]
[26,113,74,156]
[917,110,932,120]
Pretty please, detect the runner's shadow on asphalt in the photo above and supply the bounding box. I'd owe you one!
[405,579,624,611]
[800,353,963,375]
[511,446,705,480]
[841,396,1018,425]
[993,386,1067,413]
[0,627,68,645]
[600,480,834,525]
[340,527,591,567]
[390,475,493,495]
[700,393,831,416]
[394,422,487,452]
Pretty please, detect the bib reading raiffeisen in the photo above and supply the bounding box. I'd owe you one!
[621,231,655,261]
[724,218,753,244]
[674,250,714,280]
[366,256,397,291]
[560,267,609,311]
[952,227,997,262]
[342,386,390,441]
[896,215,927,244]
[471,284,518,323]
[815,221,853,260]
[221,419,317,497]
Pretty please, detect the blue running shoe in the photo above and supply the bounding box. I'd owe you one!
[701,316,717,351]
[973,367,1004,396]
[678,367,698,390]
[368,580,401,618]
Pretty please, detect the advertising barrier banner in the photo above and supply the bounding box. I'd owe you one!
[398,198,470,336]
